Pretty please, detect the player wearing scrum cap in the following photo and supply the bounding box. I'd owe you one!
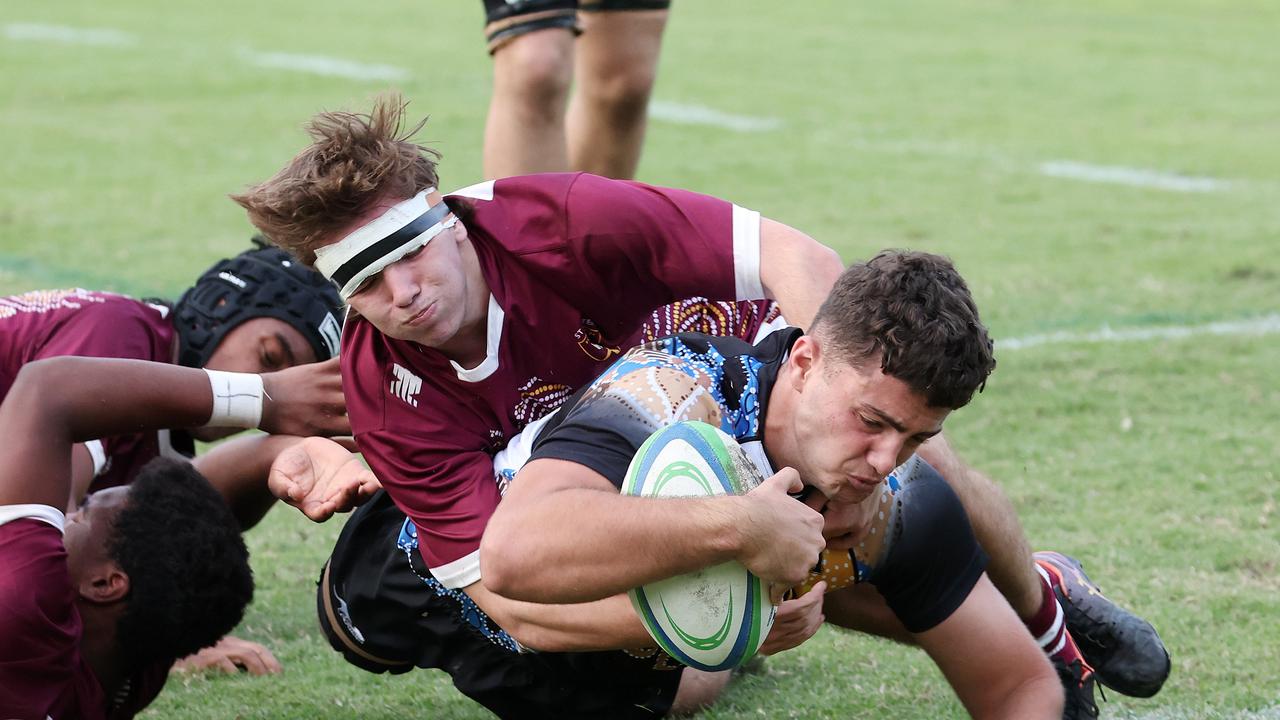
[0,240,347,506]
[0,240,351,677]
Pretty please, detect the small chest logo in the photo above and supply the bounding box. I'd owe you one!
[390,363,422,407]
[574,318,621,362]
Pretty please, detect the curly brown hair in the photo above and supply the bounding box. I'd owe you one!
[230,94,441,265]
[811,250,996,409]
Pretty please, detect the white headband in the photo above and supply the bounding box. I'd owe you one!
[313,188,457,299]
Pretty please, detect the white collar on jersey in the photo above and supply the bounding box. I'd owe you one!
[450,294,504,382]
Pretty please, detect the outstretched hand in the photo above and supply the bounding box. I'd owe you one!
[268,436,380,522]
[736,467,825,604]
[173,635,282,676]
[259,357,348,437]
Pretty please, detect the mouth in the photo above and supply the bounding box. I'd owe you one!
[847,475,882,492]
[405,302,437,328]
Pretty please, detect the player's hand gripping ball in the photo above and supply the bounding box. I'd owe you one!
[622,421,777,671]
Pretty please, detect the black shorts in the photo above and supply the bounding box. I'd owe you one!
[483,0,671,53]
[317,490,682,719]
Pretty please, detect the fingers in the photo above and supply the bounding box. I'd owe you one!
[236,642,283,676]
[764,466,804,494]
[768,582,789,606]
[173,638,283,676]
[760,581,828,655]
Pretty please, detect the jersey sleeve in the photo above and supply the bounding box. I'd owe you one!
[0,516,87,718]
[868,460,989,633]
[559,174,763,319]
[356,429,503,590]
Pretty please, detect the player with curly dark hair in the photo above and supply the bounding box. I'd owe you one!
[0,356,304,719]
[106,457,254,671]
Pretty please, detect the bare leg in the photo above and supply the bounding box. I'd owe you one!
[670,667,732,716]
[566,10,668,178]
[483,28,576,178]
[916,433,1042,620]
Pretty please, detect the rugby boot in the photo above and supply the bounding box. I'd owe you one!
[1036,551,1171,698]
[1052,656,1101,720]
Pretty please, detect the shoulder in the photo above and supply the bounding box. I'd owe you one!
[867,456,988,633]
[0,517,82,701]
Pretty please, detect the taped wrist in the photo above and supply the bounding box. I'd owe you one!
[204,369,265,428]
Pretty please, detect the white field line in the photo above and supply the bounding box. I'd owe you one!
[3,22,135,46]
[1115,707,1280,720]
[1000,314,1280,351]
[648,101,782,132]
[1039,160,1231,193]
[238,50,409,82]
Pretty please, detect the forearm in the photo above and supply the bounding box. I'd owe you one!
[194,434,306,529]
[466,582,651,652]
[0,358,214,509]
[758,217,843,329]
[483,461,745,603]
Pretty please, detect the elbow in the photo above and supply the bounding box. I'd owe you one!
[811,243,844,280]
[479,525,520,598]
[12,359,75,419]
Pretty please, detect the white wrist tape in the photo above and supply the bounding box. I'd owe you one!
[203,369,265,428]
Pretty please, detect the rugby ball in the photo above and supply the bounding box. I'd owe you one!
[622,421,776,671]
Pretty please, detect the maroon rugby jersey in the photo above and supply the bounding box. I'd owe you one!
[342,173,775,587]
[0,512,167,720]
[0,289,181,490]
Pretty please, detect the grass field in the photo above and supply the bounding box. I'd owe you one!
[3,0,1278,717]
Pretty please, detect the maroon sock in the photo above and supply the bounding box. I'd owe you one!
[1027,563,1088,669]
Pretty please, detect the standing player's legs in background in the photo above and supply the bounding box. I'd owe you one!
[483,0,577,178]
[566,5,668,178]
[481,0,669,179]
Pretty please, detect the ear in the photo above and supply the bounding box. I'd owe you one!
[788,335,821,389]
[79,563,131,605]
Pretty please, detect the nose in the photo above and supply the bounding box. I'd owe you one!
[382,262,420,309]
[866,436,905,478]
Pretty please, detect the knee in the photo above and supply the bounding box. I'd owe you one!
[579,62,658,122]
[669,668,731,716]
[493,34,574,114]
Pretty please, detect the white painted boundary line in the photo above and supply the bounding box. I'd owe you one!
[3,23,135,46]
[649,101,782,132]
[238,50,409,82]
[1115,706,1280,720]
[1039,160,1231,193]
[1001,314,1280,351]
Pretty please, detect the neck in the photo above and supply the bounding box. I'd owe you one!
[434,236,491,369]
[762,367,801,473]
[78,601,129,699]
